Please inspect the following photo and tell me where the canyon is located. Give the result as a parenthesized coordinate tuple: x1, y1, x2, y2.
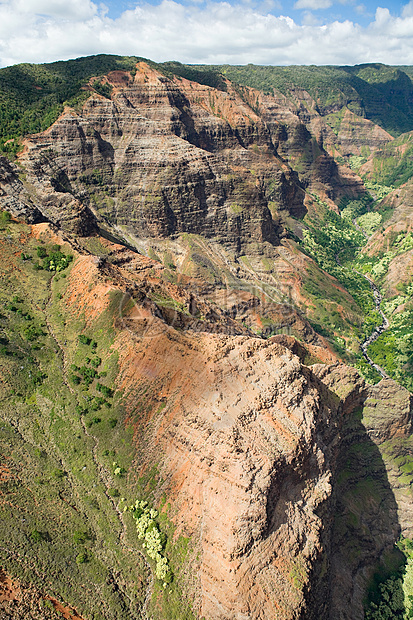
(0, 57, 413, 620)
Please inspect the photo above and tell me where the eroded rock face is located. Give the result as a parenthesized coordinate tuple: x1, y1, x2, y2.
(334, 109, 394, 157)
(113, 328, 410, 620)
(0, 157, 45, 224)
(313, 365, 413, 620)
(108, 326, 338, 619)
(16, 62, 366, 249)
(0, 155, 96, 235)
(1, 59, 410, 620)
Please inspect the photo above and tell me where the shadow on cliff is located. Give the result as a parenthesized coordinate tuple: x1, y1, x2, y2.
(310, 399, 406, 620)
(261, 368, 408, 620)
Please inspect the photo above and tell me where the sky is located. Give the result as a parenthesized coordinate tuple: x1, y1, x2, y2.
(0, 0, 412, 68)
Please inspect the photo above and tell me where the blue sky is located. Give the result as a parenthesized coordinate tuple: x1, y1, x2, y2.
(101, 0, 399, 26)
(0, 0, 412, 68)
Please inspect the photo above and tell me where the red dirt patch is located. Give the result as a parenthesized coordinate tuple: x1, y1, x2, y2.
(0, 570, 21, 603)
(45, 595, 85, 620)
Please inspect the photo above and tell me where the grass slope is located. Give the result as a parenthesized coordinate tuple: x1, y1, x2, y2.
(0, 55, 142, 155)
(0, 216, 196, 620)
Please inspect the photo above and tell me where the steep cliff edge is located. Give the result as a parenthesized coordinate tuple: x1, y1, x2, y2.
(57, 229, 413, 620)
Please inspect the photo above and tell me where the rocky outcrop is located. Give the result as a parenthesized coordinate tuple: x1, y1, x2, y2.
(1, 58, 412, 620)
(262, 86, 393, 179)
(0, 157, 45, 224)
(334, 109, 394, 157)
(313, 365, 413, 620)
(0, 212, 409, 620)
(113, 321, 410, 619)
(0, 155, 96, 235)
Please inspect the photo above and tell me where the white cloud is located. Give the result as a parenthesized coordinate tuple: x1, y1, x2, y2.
(355, 4, 366, 15)
(13, 0, 98, 19)
(1, 0, 413, 68)
(294, 0, 332, 9)
(301, 10, 322, 25)
(402, 1, 413, 18)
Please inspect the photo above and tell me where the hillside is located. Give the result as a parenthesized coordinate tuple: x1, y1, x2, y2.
(202, 63, 413, 137)
(0, 55, 413, 620)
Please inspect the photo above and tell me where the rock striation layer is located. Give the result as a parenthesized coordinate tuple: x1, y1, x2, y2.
(16, 63, 365, 248)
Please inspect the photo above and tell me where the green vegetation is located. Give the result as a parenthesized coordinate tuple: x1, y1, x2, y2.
(300, 199, 379, 373)
(2, 53, 413, 619)
(299, 190, 413, 388)
(365, 575, 405, 618)
(367, 132, 413, 188)
(356, 230, 413, 389)
(126, 499, 172, 583)
(2, 55, 413, 163)
(365, 538, 413, 619)
(0, 54, 142, 155)
(159, 61, 226, 91)
(0, 216, 151, 619)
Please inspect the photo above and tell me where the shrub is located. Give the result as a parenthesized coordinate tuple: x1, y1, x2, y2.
(86, 416, 101, 427)
(79, 366, 97, 380)
(78, 334, 92, 345)
(73, 530, 90, 544)
(52, 468, 65, 479)
(36, 246, 48, 258)
(24, 325, 44, 341)
(76, 551, 89, 564)
(0, 211, 11, 224)
(42, 251, 73, 271)
(365, 576, 405, 618)
(96, 383, 113, 398)
(30, 529, 44, 542)
(128, 499, 172, 582)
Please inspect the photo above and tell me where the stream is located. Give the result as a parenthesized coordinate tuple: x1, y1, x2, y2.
(358, 272, 390, 379)
(335, 220, 391, 380)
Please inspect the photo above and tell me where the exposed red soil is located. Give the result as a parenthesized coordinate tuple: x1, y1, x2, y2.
(0, 570, 21, 603)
